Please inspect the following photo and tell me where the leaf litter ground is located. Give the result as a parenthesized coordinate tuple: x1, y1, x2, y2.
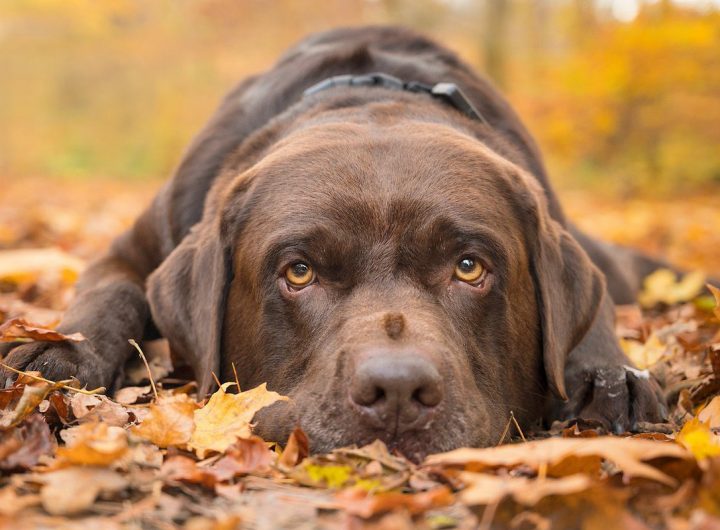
(1, 179, 719, 529)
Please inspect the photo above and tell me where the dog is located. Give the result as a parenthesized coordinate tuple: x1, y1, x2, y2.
(2, 26, 667, 459)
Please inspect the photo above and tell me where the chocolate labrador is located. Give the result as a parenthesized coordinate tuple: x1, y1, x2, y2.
(2, 26, 667, 459)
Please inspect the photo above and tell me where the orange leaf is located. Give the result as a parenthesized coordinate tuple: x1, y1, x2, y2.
(0, 318, 85, 343)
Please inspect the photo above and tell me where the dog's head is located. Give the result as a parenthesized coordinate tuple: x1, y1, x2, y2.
(148, 107, 604, 459)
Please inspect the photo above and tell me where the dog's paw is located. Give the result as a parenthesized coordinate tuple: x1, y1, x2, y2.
(0, 340, 111, 390)
(558, 365, 667, 433)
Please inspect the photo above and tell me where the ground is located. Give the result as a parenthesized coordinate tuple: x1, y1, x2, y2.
(0, 178, 719, 530)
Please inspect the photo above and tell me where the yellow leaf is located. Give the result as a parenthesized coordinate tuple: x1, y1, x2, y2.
(620, 334, 667, 369)
(677, 417, 720, 460)
(131, 394, 198, 448)
(56, 423, 128, 466)
(0, 248, 84, 285)
(638, 269, 706, 308)
(708, 284, 720, 320)
(189, 382, 288, 458)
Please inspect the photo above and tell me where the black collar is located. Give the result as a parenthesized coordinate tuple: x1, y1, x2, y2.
(303, 72, 488, 124)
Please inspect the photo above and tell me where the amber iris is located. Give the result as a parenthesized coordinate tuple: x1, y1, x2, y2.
(285, 262, 314, 287)
(454, 257, 485, 283)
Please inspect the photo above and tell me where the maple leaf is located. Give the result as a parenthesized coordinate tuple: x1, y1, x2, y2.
(638, 269, 706, 308)
(425, 436, 689, 486)
(677, 417, 720, 460)
(131, 394, 197, 448)
(0, 318, 85, 343)
(56, 422, 128, 466)
(189, 382, 288, 458)
(213, 436, 275, 476)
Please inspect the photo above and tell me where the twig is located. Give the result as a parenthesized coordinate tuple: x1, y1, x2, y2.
(479, 500, 499, 530)
(128, 339, 158, 400)
(231, 361, 241, 391)
(496, 412, 513, 445)
(511, 410, 527, 442)
(0, 362, 105, 395)
(211, 371, 223, 391)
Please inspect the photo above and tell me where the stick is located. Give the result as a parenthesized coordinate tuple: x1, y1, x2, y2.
(511, 411, 527, 442)
(211, 371, 223, 391)
(231, 361, 241, 391)
(0, 362, 105, 395)
(128, 339, 158, 400)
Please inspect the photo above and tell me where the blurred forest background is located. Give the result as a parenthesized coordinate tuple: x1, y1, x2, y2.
(0, 0, 719, 272)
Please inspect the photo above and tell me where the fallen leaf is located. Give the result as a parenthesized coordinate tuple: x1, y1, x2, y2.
(0, 414, 54, 470)
(425, 436, 689, 486)
(161, 455, 229, 488)
(709, 284, 720, 320)
(457, 472, 592, 506)
(70, 393, 129, 426)
(0, 248, 84, 286)
(0, 486, 41, 516)
(35, 467, 127, 515)
(0, 377, 63, 428)
(279, 427, 310, 468)
(131, 394, 197, 448)
(698, 396, 720, 429)
(621, 334, 668, 369)
(114, 385, 151, 405)
(676, 417, 720, 460)
(0, 317, 85, 342)
(212, 436, 275, 476)
(56, 422, 128, 466)
(189, 382, 288, 458)
(335, 487, 453, 518)
(638, 269, 706, 308)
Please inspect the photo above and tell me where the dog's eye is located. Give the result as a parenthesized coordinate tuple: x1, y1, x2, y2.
(454, 257, 485, 284)
(285, 261, 315, 287)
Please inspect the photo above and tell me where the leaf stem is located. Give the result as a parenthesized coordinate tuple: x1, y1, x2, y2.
(0, 362, 105, 395)
(128, 339, 158, 401)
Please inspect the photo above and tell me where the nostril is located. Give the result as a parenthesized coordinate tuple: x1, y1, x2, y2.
(351, 382, 385, 407)
(413, 382, 442, 408)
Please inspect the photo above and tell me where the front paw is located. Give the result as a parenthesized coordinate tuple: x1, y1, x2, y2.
(0, 340, 111, 390)
(555, 365, 668, 433)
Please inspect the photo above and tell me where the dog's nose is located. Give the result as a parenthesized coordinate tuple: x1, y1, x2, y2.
(349, 353, 443, 432)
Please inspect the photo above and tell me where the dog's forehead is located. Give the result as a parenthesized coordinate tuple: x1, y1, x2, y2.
(239, 120, 524, 226)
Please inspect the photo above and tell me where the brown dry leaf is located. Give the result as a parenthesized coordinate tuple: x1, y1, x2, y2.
(0, 377, 63, 428)
(212, 436, 275, 476)
(35, 467, 128, 515)
(161, 455, 230, 488)
(131, 394, 197, 448)
(189, 382, 288, 458)
(69, 393, 129, 426)
(638, 269, 706, 308)
(0, 248, 85, 286)
(56, 422, 128, 466)
(457, 472, 592, 506)
(0, 486, 41, 516)
(279, 427, 310, 468)
(114, 385, 151, 405)
(698, 396, 720, 429)
(425, 436, 689, 486)
(335, 486, 454, 518)
(0, 318, 85, 342)
(0, 414, 54, 470)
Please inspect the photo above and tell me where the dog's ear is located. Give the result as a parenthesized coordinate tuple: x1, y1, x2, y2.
(529, 205, 605, 401)
(147, 216, 232, 397)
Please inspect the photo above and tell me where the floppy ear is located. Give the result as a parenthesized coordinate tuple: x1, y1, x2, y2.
(146, 218, 232, 397)
(530, 205, 605, 401)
